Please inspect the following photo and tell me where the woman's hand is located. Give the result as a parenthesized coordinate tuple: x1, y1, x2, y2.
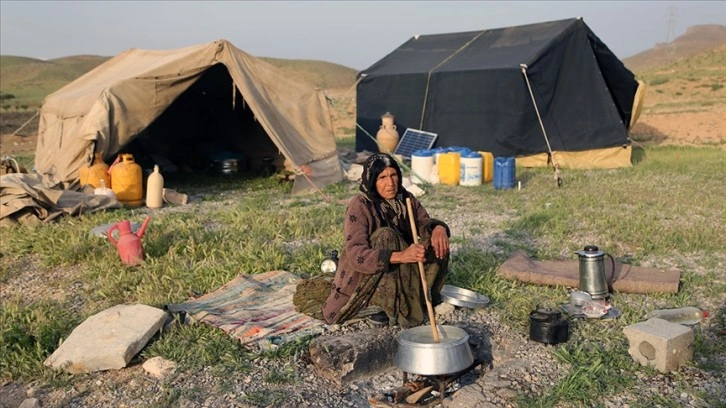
(391, 243, 426, 264)
(431, 225, 449, 259)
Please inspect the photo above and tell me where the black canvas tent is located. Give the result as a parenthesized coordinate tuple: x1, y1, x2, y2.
(356, 18, 642, 168)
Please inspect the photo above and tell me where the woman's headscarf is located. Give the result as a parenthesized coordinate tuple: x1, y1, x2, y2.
(359, 153, 413, 243)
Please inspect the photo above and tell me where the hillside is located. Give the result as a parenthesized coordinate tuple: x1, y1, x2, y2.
(623, 24, 726, 73)
(1, 26, 724, 155)
(0, 54, 357, 111)
(259, 57, 357, 91)
(0, 55, 110, 109)
(628, 41, 726, 148)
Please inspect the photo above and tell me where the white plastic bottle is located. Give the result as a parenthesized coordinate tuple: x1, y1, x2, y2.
(645, 307, 709, 325)
(146, 165, 164, 209)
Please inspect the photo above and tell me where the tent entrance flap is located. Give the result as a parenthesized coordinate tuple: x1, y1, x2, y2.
(125, 63, 285, 175)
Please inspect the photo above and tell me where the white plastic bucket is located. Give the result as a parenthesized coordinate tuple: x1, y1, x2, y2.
(460, 152, 483, 186)
(411, 150, 434, 184)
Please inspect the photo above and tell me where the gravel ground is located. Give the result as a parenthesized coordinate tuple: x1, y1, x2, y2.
(3, 303, 722, 408)
(1, 177, 724, 408)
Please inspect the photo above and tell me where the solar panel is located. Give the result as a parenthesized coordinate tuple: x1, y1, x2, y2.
(394, 128, 438, 159)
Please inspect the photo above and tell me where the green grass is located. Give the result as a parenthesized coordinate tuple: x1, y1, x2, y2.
(1, 145, 725, 406)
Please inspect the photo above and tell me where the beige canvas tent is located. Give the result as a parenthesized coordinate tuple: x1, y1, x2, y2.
(35, 39, 343, 194)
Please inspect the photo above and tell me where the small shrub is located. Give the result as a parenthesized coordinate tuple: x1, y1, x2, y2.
(710, 83, 723, 91)
(649, 77, 669, 86)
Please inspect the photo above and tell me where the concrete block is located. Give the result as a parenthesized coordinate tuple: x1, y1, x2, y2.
(44, 304, 168, 374)
(309, 328, 397, 385)
(622, 318, 694, 373)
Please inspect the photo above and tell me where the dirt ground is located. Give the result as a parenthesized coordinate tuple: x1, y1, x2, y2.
(0, 96, 724, 158)
(630, 106, 725, 148)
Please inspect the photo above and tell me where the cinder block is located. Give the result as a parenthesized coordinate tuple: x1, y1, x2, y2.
(622, 318, 694, 373)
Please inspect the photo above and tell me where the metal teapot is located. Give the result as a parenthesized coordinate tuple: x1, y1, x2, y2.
(575, 245, 615, 300)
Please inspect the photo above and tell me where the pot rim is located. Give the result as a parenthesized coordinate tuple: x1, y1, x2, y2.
(397, 334, 469, 349)
(396, 325, 470, 347)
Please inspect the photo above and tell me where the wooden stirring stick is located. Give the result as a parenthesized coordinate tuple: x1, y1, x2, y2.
(406, 197, 439, 343)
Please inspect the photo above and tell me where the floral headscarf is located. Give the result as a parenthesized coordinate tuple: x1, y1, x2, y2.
(359, 153, 413, 243)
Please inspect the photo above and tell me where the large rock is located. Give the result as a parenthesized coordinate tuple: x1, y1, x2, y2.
(0, 382, 25, 408)
(309, 328, 398, 386)
(142, 356, 178, 380)
(44, 304, 168, 374)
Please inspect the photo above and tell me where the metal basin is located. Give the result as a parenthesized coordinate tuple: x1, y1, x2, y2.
(440, 285, 490, 309)
(394, 325, 474, 376)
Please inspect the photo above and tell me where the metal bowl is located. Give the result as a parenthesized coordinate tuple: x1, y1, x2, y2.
(440, 285, 490, 309)
(394, 325, 474, 376)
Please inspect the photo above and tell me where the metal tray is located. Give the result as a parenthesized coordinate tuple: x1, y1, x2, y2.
(440, 285, 490, 309)
(561, 303, 622, 319)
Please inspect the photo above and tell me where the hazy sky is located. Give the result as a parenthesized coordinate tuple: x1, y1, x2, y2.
(1, 1, 724, 70)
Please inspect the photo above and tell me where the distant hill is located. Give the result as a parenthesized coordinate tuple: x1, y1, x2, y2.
(0, 55, 110, 109)
(0, 53, 357, 110)
(258, 57, 357, 91)
(623, 24, 726, 73)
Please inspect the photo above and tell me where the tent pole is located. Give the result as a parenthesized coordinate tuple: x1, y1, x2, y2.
(520, 64, 563, 187)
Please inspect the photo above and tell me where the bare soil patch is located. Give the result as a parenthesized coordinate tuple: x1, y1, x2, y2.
(632, 106, 726, 148)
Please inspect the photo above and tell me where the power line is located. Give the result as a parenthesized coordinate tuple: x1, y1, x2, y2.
(666, 5, 678, 63)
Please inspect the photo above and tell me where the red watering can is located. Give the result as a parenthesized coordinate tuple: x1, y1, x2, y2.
(107, 216, 151, 266)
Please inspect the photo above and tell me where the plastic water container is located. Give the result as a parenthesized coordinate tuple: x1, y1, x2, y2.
(431, 147, 447, 166)
(478, 151, 494, 183)
(438, 152, 461, 186)
(111, 153, 143, 207)
(411, 150, 434, 184)
(460, 151, 483, 186)
(493, 156, 516, 190)
(79, 153, 111, 189)
(450, 146, 472, 156)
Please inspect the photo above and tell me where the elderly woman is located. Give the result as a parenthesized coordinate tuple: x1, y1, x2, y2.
(321, 153, 450, 328)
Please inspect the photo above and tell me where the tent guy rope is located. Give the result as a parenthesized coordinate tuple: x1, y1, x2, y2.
(355, 122, 413, 175)
(520, 64, 563, 187)
(419, 31, 486, 130)
(10, 110, 39, 137)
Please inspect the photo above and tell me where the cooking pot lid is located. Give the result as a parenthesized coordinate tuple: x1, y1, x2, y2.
(440, 285, 490, 309)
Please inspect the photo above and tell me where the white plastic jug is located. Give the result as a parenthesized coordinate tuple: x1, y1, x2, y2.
(411, 150, 434, 184)
(460, 152, 483, 186)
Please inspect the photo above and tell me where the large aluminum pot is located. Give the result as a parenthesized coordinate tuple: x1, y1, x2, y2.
(394, 325, 474, 376)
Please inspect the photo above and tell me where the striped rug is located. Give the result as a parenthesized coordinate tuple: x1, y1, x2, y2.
(165, 270, 327, 349)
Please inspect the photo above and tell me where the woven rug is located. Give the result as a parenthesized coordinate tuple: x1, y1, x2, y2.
(165, 270, 327, 349)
